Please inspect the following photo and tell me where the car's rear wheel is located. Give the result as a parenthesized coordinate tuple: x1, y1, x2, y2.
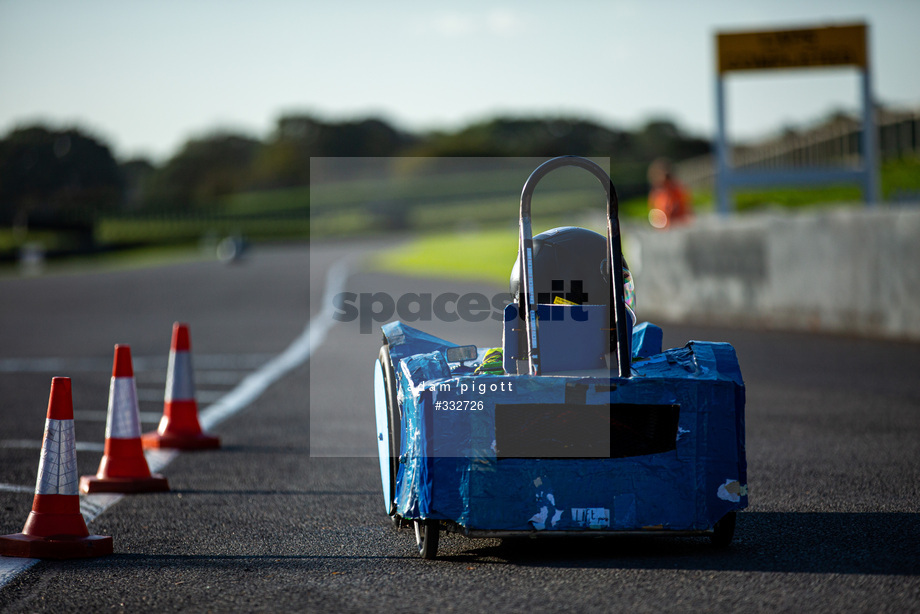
(414, 519, 440, 560)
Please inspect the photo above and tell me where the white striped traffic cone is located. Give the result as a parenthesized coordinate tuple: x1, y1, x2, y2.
(0, 377, 113, 559)
(142, 322, 220, 450)
(80, 345, 169, 493)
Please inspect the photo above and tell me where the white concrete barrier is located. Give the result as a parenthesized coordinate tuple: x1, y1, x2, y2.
(626, 205, 920, 341)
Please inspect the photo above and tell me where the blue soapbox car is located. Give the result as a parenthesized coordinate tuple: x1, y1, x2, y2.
(374, 156, 747, 559)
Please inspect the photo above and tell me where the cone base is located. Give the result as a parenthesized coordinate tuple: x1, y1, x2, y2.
(80, 473, 170, 494)
(141, 430, 220, 450)
(0, 533, 113, 559)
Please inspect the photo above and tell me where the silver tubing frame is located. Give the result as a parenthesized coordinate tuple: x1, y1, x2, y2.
(516, 156, 631, 377)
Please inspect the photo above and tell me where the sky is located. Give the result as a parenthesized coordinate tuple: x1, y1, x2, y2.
(2, 0, 918, 162)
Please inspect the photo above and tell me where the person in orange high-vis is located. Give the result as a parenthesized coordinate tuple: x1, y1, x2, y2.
(647, 158, 692, 229)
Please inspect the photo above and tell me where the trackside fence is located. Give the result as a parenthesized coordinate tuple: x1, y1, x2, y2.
(677, 108, 920, 192)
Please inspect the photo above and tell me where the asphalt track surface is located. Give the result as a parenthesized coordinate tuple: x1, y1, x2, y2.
(0, 240, 918, 613)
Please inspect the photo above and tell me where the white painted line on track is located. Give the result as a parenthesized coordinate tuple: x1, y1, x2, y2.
(189, 371, 249, 386)
(0, 357, 112, 373)
(0, 484, 33, 493)
(73, 410, 163, 422)
(0, 558, 34, 587)
(0, 353, 275, 374)
(0, 440, 106, 452)
(0, 260, 349, 589)
(134, 389, 227, 404)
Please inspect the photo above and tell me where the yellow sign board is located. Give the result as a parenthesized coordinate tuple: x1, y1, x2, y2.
(717, 23, 867, 73)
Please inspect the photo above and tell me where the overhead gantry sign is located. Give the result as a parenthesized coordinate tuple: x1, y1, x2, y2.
(714, 23, 877, 212)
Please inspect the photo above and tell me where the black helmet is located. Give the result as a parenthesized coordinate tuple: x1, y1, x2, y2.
(510, 226, 609, 306)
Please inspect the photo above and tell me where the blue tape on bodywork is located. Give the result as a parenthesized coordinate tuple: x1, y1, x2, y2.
(632, 322, 663, 359)
(383, 321, 747, 532)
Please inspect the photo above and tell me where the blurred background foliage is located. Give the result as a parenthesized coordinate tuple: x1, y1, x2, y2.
(0, 113, 709, 260)
(1, 111, 918, 264)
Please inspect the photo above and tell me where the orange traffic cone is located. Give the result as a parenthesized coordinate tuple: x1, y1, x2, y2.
(142, 323, 220, 450)
(0, 377, 113, 559)
(80, 345, 169, 493)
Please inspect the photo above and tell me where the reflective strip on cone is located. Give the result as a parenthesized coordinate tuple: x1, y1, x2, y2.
(105, 376, 142, 440)
(165, 350, 195, 402)
(35, 419, 79, 496)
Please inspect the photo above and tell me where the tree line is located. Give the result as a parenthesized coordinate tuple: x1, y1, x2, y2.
(0, 114, 710, 230)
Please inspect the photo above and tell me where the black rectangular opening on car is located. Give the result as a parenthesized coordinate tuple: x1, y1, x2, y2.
(494, 403, 680, 459)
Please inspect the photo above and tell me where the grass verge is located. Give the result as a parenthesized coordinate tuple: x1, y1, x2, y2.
(371, 228, 520, 285)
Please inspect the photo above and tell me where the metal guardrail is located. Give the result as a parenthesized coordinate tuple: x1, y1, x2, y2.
(677, 108, 920, 191)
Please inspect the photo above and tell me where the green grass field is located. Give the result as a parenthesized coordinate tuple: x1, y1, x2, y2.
(371, 228, 520, 284)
